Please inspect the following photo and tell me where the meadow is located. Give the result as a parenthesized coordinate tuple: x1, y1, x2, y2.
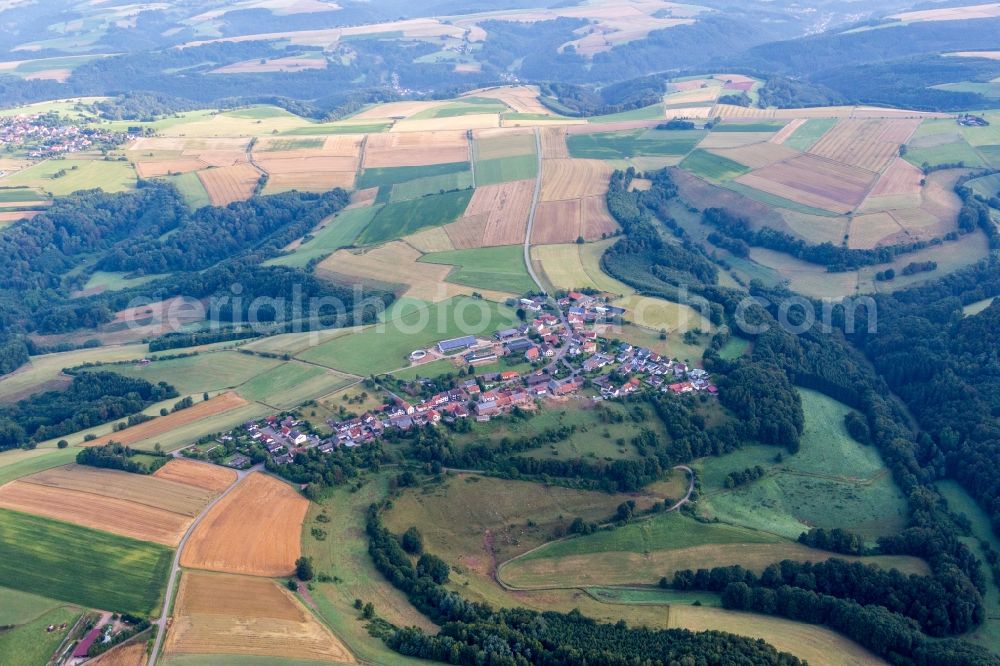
(904, 137, 987, 168)
(679, 149, 751, 181)
(531, 239, 633, 295)
(162, 172, 212, 209)
(697, 389, 910, 541)
(357, 189, 473, 244)
(237, 361, 355, 408)
(0, 587, 65, 626)
(0, 605, 81, 666)
(419, 246, 536, 294)
(298, 297, 516, 375)
(92, 351, 282, 395)
(0, 509, 171, 615)
(567, 129, 706, 160)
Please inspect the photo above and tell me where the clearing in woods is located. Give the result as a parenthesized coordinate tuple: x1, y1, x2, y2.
(181, 472, 309, 577)
(165, 570, 355, 663)
(197, 164, 261, 206)
(0, 508, 171, 615)
(153, 459, 237, 492)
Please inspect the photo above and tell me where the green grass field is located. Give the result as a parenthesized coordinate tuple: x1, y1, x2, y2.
(411, 101, 506, 119)
(585, 587, 721, 607)
(904, 138, 987, 168)
(474, 155, 537, 186)
(90, 351, 282, 395)
(389, 170, 474, 202)
(0, 509, 171, 615)
(268, 205, 381, 268)
(585, 105, 665, 123)
(781, 118, 837, 151)
(567, 130, 706, 160)
(979, 144, 1000, 167)
(679, 149, 750, 181)
(697, 388, 909, 541)
(0, 605, 81, 666)
(357, 162, 470, 189)
(162, 171, 211, 209)
(357, 189, 473, 245)
(81, 270, 163, 294)
(257, 138, 325, 151)
(2, 158, 137, 195)
(390, 358, 458, 381)
(298, 297, 516, 374)
(237, 361, 354, 408)
(0, 448, 79, 487)
(0, 587, 65, 626)
(282, 122, 391, 136)
(0, 187, 45, 203)
(419, 246, 536, 294)
(966, 172, 1000, 199)
(303, 475, 434, 666)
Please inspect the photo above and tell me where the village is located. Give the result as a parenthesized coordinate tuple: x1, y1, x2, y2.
(215, 291, 718, 468)
(0, 112, 135, 159)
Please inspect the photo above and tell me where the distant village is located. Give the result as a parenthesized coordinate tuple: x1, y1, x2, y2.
(216, 291, 718, 469)
(0, 113, 136, 159)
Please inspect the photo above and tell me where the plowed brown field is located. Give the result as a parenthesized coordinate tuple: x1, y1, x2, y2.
(166, 570, 355, 662)
(180, 472, 308, 576)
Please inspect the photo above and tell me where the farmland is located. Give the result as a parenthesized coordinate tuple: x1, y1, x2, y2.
(530, 239, 633, 294)
(165, 570, 355, 662)
(1, 158, 136, 195)
(90, 352, 281, 395)
(181, 472, 309, 577)
(444, 179, 534, 247)
(420, 246, 536, 294)
(734, 154, 877, 214)
(679, 149, 750, 181)
(268, 205, 380, 268)
(474, 154, 538, 186)
(567, 129, 705, 160)
(363, 131, 469, 168)
(0, 509, 171, 615)
(154, 459, 237, 492)
(237, 361, 355, 408)
(198, 164, 262, 205)
(298, 297, 517, 374)
(357, 189, 473, 244)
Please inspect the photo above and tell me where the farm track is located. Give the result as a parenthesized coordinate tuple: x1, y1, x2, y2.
(494, 465, 695, 592)
(523, 127, 546, 295)
(146, 462, 261, 666)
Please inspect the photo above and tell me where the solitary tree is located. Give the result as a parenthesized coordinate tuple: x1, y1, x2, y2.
(295, 556, 314, 581)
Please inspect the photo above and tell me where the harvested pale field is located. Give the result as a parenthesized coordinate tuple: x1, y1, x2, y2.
(670, 78, 715, 92)
(129, 137, 189, 152)
(714, 105, 928, 121)
(663, 106, 714, 120)
(0, 210, 39, 224)
(851, 106, 949, 119)
(363, 130, 468, 168)
(466, 85, 551, 115)
(347, 186, 378, 209)
(445, 179, 533, 247)
(808, 119, 920, 172)
(541, 158, 612, 201)
(869, 157, 924, 197)
(697, 132, 776, 149)
(154, 459, 237, 493)
(198, 164, 261, 206)
(318, 242, 509, 302)
(352, 100, 447, 120)
(473, 127, 536, 160)
(664, 86, 720, 105)
(86, 393, 250, 448)
(181, 473, 309, 577)
(20, 464, 215, 516)
(582, 195, 619, 239)
(780, 211, 850, 246)
(670, 605, 886, 666)
(848, 212, 905, 249)
(392, 114, 500, 133)
(403, 225, 456, 253)
(708, 143, 799, 168)
(256, 154, 357, 171)
(134, 158, 206, 178)
(735, 154, 878, 214)
(88, 642, 147, 666)
(769, 118, 806, 144)
(891, 3, 1000, 22)
(532, 199, 580, 244)
(166, 570, 355, 663)
(533, 127, 564, 158)
(713, 104, 776, 120)
(263, 170, 356, 193)
(0, 480, 191, 546)
(211, 56, 326, 74)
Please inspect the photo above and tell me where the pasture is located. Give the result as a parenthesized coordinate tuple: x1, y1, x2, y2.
(0, 606, 82, 666)
(165, 571, 355, 663)
(0, 587, 64, 626)
(303, 476, 437, 665)
(697, 389, 910, 541)
(298, 297, 517, 375)
(181, 472, 308, 577)
(904, 136, 986, 168)
(268, 205, 380, 268)
(357, 189, 473, 244)
(237, 361, 354, 408)
(0, 508, 171, 615)
(2, 158, 136, 195)
(567, 129, 705, 160)
(420, 246, 536, 294)
(679, 149, 750, 181)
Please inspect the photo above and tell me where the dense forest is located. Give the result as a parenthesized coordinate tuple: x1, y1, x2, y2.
(0, 372, 177, 449)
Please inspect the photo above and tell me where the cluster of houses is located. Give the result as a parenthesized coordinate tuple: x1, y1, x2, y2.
(240, 415, 328, 466)
(596, 343, 717, 398)
(0, 113, 134, 158)
(957, 113, 989, 128)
